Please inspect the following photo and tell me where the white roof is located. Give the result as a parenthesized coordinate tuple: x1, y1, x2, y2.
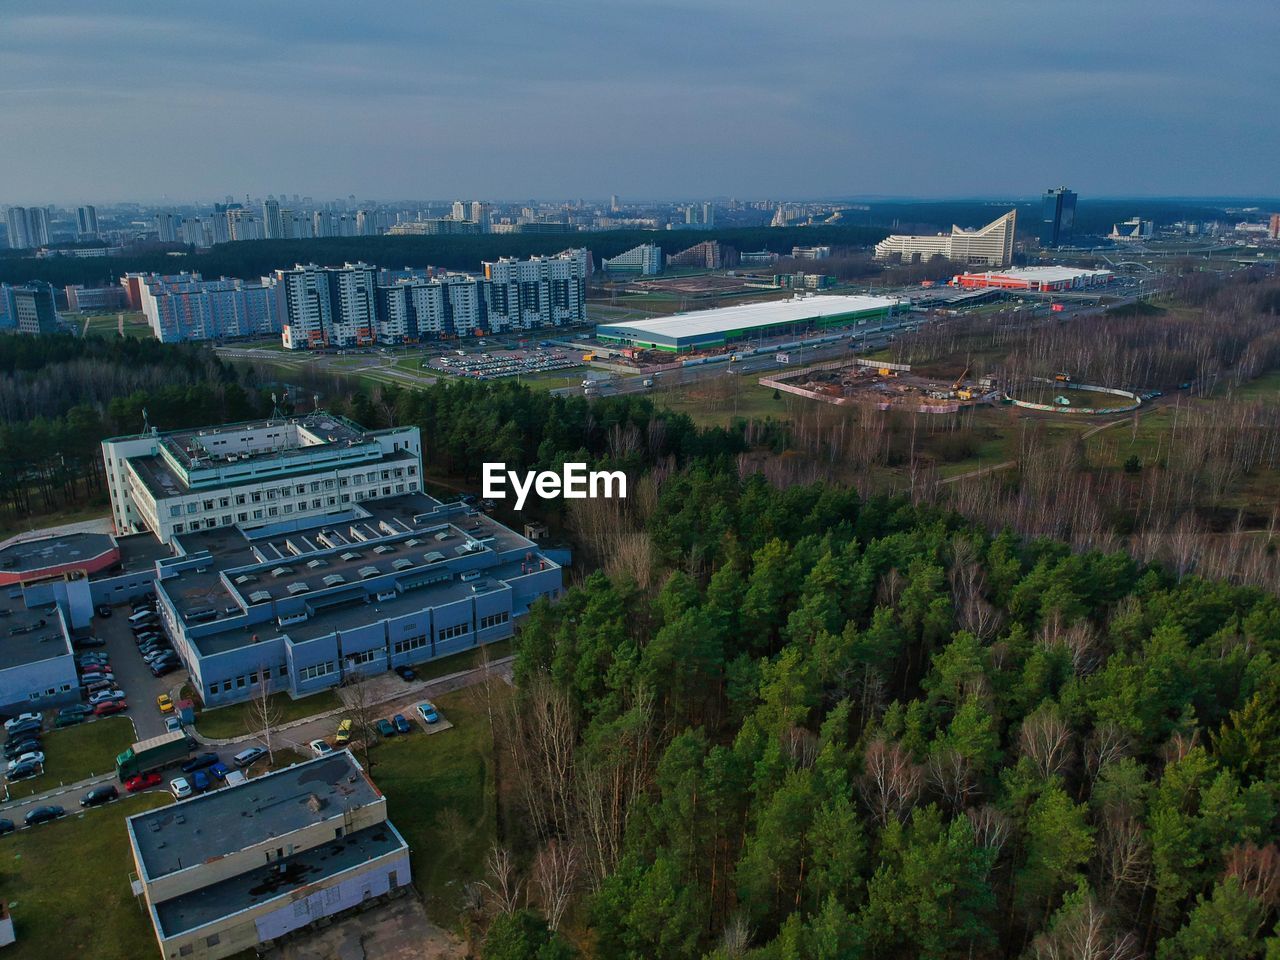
(963, 266, 1112, 283)
(598, 295, 902, 340)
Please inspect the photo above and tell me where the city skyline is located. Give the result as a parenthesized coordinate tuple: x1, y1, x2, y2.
(3, 1, 1277, 203)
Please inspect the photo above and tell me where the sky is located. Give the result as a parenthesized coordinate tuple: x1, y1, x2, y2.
(2, 0, 1276, 204)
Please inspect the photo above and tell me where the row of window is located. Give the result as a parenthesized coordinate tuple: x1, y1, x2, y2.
(438, 622, 470, 642)
(169, 483, 416, 534)
(393, 633, 429, 655)
(298, 661, 335, 682)
(347, 649, 380, 666)
(479, 611, 510, 630)
(210, 664, 288, 694)
(27, 682, 74, 701)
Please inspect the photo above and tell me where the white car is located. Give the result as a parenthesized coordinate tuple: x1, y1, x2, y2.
(165, 716, 183, 733)
(309, 739, 334, 758)
(169, 777, 192, 799)
(6, 751, 44, 772)
(4, 713, 41, 732)
(88, 689, 126, 706)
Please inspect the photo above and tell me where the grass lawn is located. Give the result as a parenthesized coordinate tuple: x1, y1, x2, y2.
(1222, 369, 1280, 402)
(414, 639, 512, 684)
(366, 688, 498, 927)
(194, 689, 343, 741)
(6, 716, 135, 801)
(656, 378, 792, 428)
(0, 790, 172, 960)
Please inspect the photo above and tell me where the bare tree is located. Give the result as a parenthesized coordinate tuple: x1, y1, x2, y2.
(719, 913, 754, 958)
(478, 845, 522, 916)
(1031, 888, 1141, 960)
(244, 660, 283, 761)
(531, 839, 580, 932)
(859, 737, 924, 827)
(339, 669, 380, 772)
(1019, 703, 1075, 781)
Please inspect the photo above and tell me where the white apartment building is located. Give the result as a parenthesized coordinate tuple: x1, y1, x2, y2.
(874, 210, 1017, 267)
(602, 243, 663, 275)
(482, 248, 588, 331)
(102, 413, 423, 543)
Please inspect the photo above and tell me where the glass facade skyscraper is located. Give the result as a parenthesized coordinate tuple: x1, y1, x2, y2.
(1040, 187, 1077, 247)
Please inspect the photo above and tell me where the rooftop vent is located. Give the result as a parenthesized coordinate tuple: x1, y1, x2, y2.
(270, 566, 293, 578)
(391, 558, 413, 571)
(306, 558, 329, 570)
(321, 574, 346, 588)
(286, 582, 310, 596)
(339, 551, 362, 562)
(358, 566, 380, 579)
(373, 545, 394, 555)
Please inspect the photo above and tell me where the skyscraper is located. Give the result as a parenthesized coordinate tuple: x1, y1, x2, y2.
(27, 207, 50, 247)
(76, 205, 99, 240)
(155, 211, 181, 243)
(1040, 187, 1077, 248)
(6, 207, 31, 249)
(262, 198, 283, 239)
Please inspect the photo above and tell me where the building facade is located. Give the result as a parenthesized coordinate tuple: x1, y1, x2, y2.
(1040, 187, 1077, 248)
(952, 266, 1113, 292)
(126, 751, 411, 960)
(137, 273, 284, 343)
(76, 205, 99, 240)
(65, 284, 128, 312)
(482, 249, 589, 331)
(874, 210, 1016, 267)
(0, 282, 61, 335)
(6, 207, 50, 250)
(602, 243, 662, 275)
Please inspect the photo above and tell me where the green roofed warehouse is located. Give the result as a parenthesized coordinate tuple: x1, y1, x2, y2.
(594, 294, 903, 352)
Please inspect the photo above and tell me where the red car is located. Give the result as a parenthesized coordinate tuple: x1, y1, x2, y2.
(124, 772, 161, 793)
(94, 700, 128, 716)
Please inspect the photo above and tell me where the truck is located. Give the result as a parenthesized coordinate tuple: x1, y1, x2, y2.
(116, 731, 191, 781)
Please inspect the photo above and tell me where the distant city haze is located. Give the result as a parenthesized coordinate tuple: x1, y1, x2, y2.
(2, 0, 1276, 202)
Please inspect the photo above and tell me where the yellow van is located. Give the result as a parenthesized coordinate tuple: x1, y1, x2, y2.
(335, 719, 353, 744)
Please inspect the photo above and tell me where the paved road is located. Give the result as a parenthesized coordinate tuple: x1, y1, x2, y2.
(95, 603, 186, 741)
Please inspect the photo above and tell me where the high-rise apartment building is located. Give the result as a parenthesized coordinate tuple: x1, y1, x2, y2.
(276, 262, 377, 349)
(27, 207, 50, 247)
(226, 208, 263, 241)
(482, 248, 589, 331)
(1040, 187, 1077, 248)
(262, 198, 283, 239)
(6, 207, 50, 249)
(137, 272, 284, 343)
(155, 211, 180, 243)
(76, 205, 99, 240)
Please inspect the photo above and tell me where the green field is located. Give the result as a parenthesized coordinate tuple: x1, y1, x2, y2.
(6, 716, 135, 801)
(194, 688, 343, 741)
(77, 311, 153, 340)
(367, 688, 497, 926)
(0, 791, 172, 960)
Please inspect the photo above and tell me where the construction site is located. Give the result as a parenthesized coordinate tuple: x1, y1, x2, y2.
(761, 358, 999, 413)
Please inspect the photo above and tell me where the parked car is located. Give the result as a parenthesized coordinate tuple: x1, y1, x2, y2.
(169, 777, 192, 799)
(208, 761, 231, 781)
(0, 819, 13, 836)
(191, 770, 211, 793)
(88, 689, 125, 706)
(165, 716, 183, 733)
(94, 604, 112, 618)
(335, 719, 353, 744)
(4, 713, 41, 733)
(310, 739, 334, 757)
(79, 672, 114, 685)
(233, 746, 267, 768)
(3, 737, 40, 760)
(124, 772, 162, 793)
(156, 694, 174, 713)
(416, 701, 440, 724)
(85, 680, 115, 695)
(393, 714, 411, 735)
(4, 718, 41, 738)
(375, 718, 396, 738)
(77, 653, 109, 665)
(181, 752, 219, 774)
(141, 648, 170, 663)
(58, 704, 91, 719)
(24, 805, 64, 826)
(93, 700, 128, 716)
(54, 711, 86, 728)
(73, 636, 106, 649)
(7, 751, 44, 772)
(151, 661, 179, 678)
(6, 760, 40, 781)
(81, 784, 119, 807)
(394, 665, 416, 682)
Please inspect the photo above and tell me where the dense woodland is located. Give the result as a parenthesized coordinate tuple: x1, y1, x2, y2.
(491, 471, 1280, 960)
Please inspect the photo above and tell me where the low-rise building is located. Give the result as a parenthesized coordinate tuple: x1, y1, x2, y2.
(952, 266, 1113, 292)
(126, 750, 411, 959)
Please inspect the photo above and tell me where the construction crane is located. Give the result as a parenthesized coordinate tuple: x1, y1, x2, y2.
(951, 364, 970, 392)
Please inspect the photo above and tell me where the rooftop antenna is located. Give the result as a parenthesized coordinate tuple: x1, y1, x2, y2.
(314, 394, 321, 413)
(270, 392, 283, 422)
(142, 407, 153, 436)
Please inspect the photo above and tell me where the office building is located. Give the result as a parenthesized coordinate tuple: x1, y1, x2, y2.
(386, 218, 481, 236)
(791, 246, 831, 260)
(874, 210, 1016, 267)
(137, 273, 285, 343)
(1040, 187, 1077, 248)
(482, 248, 589, 331)
(76, 205, 99, 240)
(602, 243, 662, 275)
(0, 282, 61, 335)
(952, 266, 1113, 292)
(65, 283, 128, 312)
(597, 294, 902, 352)
(262, 199, 283, 240)
(1109, 218, 1153, 241)
(126, 751, 411, 960)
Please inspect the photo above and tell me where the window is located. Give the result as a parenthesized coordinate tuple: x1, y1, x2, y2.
(238, 512, 248, 522)
(180, 945, 193, 957)
(173, 523, 184, 533)
(206, 934, 220, 947)
(236, 494, 246, 505)
(479, 611, 510, 630)
(221, 680, 231, 692)
(438, 622, 470, 641)
(393, 633, 429, 654)
(203, 499, 214, 510)
(221, 515, 232, 526)
(169, 506, 182, 518)
(219, 497, 230, 508)
(251, 492, 262, 503)
(249, 672, 259, 684)
(278, 665, 288, 678)
(348, 649, 379, 666)
(253, 509, 263, 519)
(300, 661, 334, 682)
(236, 676, 246, 688)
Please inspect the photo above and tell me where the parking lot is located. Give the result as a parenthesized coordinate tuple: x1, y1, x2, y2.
(424, 344, 582, 380)
(94, 600, 187, 741)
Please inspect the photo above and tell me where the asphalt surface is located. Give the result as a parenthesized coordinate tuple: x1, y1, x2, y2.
(95, 602, 186, 742)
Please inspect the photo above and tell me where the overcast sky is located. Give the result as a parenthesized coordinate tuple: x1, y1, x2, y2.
(2, 1, 1275, 204)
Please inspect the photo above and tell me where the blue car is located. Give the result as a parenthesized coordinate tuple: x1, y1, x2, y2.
(191, 770, 210, 793)
(208, 762, 230, 781)
(393, 714, 411, 735)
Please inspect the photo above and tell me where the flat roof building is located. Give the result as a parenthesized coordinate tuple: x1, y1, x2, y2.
(952, 266, 1113, 292)
(602, 243, 662, 275)
(596, 294, 902, 352)
(126, 750, 411, 959)
(874, 210, 1017, 267)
